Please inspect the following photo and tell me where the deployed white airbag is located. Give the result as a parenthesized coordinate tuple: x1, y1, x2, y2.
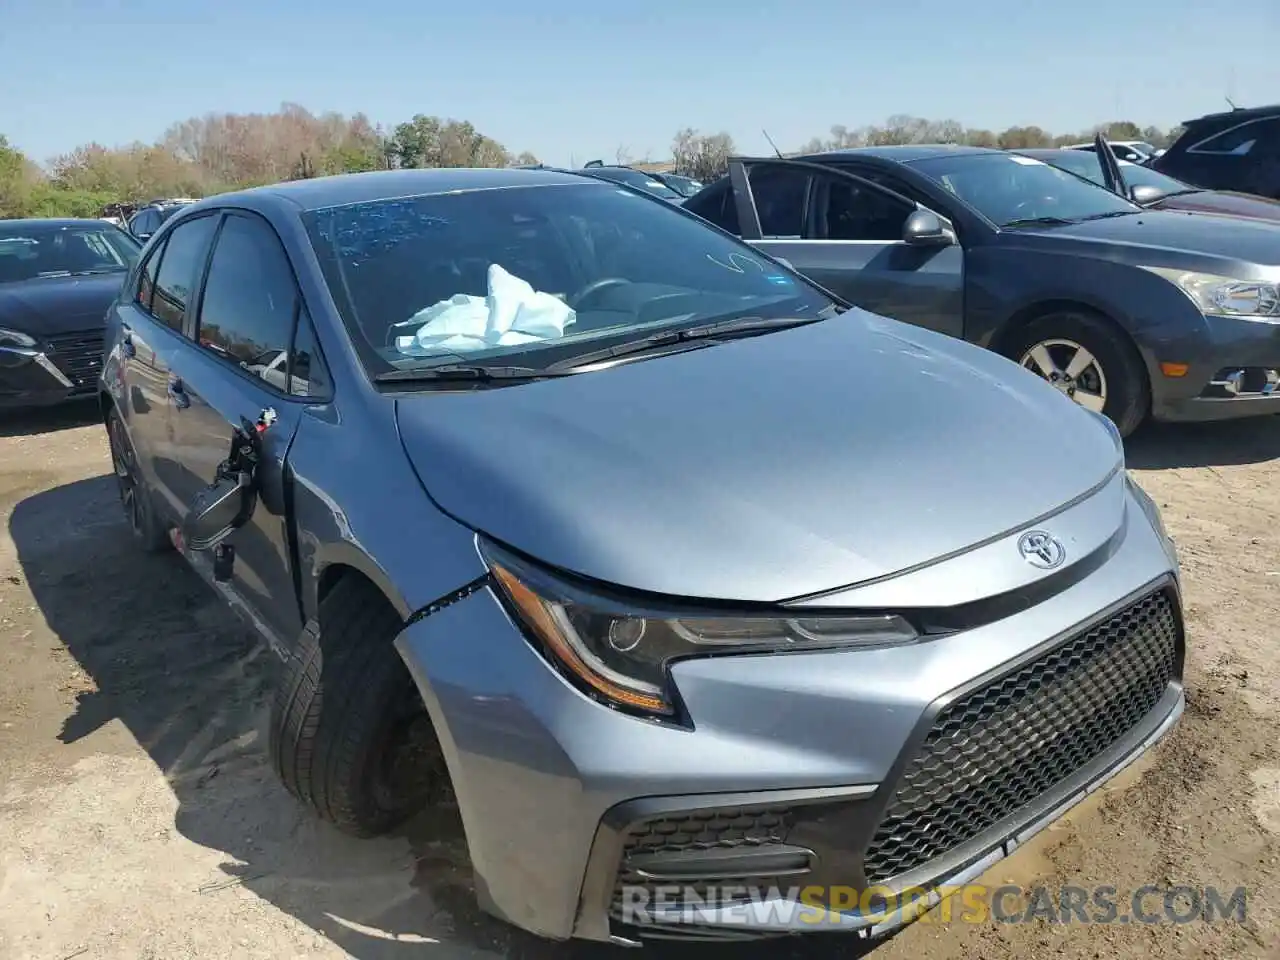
(394, 264, 575, 355)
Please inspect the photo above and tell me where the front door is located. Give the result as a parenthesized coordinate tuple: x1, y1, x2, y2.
(164, 210, 327, 647)
(725, 159, 966, 339)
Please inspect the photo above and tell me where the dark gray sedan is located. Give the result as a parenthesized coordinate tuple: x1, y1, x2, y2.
(683, 145, 1280, 435)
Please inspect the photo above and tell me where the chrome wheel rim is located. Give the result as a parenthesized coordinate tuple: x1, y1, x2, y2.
(1019, 338, 1108, 413)
(108, 418, 143, 534)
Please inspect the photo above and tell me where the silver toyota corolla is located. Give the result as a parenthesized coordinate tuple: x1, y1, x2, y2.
(101, 167, 1185, 947)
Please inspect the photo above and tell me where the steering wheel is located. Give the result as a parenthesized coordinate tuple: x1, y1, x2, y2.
(569, 277, 632, 311)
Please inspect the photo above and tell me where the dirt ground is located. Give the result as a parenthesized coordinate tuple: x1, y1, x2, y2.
(0, 401, 1277, 960)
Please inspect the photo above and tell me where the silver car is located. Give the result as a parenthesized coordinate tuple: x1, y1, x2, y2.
(100, 168, 1185, 946)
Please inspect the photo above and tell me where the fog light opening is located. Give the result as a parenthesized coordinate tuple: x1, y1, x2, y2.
(1204, 367, 1279, 398)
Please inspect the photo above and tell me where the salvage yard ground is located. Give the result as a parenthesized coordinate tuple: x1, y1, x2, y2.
(0, 403, 1278, 960)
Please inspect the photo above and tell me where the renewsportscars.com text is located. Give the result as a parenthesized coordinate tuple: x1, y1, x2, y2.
(620, 883, 1248, 927)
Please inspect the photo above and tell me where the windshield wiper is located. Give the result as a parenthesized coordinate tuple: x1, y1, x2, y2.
(374, 363, 573, 384)
(546, 315, 822, 373)
(1001, 216, 1076, 228)
(1075, 210, 1139, 221)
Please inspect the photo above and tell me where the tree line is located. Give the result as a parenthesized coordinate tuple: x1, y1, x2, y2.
(0, 104, 1185, 219)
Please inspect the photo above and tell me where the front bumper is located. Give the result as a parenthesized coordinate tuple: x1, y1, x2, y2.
(1150, 312, 1280, 422)
(394, 484, 1184, 944)
(0, 330, 105, 410)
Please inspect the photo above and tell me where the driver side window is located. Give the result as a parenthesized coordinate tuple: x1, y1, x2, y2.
(810, 172, 914, 242)
(195, 213, 302, 395)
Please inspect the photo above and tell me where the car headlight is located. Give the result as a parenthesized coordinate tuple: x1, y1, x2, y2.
(485, 547, 918, 716)
(0, 327, 37, 349)
(1142, 266, 1280, 322)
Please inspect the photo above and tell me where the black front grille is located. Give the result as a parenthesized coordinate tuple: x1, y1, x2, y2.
(46, 329, 105, 390)
(862, 588, 1180, 885)
(610, 804, 796, 915)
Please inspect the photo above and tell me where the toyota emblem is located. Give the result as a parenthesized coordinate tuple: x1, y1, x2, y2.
(1018, 531, 1066, 569)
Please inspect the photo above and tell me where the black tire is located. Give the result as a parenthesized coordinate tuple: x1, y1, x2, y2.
(106, 406, 170, 553)
(269, 574, 444, 837)
(1002, 310, 1150, 438)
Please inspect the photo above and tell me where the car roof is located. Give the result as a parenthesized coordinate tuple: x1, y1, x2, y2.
(801, 144, 1002, 164)
(0, 218, 117, 228)
(1182, 103, 1280, 127)
(203, 168, 602, 213)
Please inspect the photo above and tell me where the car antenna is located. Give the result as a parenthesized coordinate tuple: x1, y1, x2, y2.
(1225, 96, 1239, 110)
(762, 129, 784, 158)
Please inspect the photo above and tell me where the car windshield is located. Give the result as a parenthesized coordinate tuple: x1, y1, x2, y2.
(0, 222, 140, 283)
(587, 168, 684, 199)
(909, 153, 1141, 226)
(661, 175, 703, 197)
(1029, 151, 1190, 195)
(303, 180, 834, 377)
(1116, 159, 1190, 193)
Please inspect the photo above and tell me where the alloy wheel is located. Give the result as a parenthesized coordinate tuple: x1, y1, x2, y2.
(1019, 338, 1108, 413)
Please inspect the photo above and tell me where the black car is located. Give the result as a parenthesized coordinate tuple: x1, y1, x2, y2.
(0, 219, 141, 409)
(1018, 140, 1280, 224)
(655, 172, 705, 197)
(575, 164, 686, 202)
(127, 198, 198, 241)
(1154, 104, 1280, 200)
(682, 145, 1280, 435)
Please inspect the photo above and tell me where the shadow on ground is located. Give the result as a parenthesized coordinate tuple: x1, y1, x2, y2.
(9, 474, 881, 960)
(1124, 415, 1280, 469)
(0, 398, 100, 438)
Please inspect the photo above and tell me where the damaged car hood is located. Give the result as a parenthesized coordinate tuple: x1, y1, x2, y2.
(394, 311, 1122, 603)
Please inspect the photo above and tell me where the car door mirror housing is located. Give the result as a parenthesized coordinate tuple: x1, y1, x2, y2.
(1129, 184, 1166, 206)
(902, 208, 956, 246)
(182, 418, 264, 551)
(183, 470, 256, 551)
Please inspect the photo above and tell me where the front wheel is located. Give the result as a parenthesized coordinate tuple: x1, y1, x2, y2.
(269, 574, 447, 837)
(1003, 311, 1149, 437)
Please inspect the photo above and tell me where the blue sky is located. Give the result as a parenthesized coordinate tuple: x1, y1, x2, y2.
(2, 0, 1277, 166)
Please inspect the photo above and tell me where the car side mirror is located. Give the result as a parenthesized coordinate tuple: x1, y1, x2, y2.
(1129, 184, 1165, 206)
(902, 208, 956, 247)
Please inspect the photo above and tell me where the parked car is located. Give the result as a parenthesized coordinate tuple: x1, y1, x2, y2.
(656, 172, 705, 197)
(1065, 139, 1158, 164)
(127, 198, 199, 241)
(575, 163, 686, 202)
(682, 145, 1280, 434)
(1153, 104, 1280, 200)
(101, 167, 1184, 946)
(1017, 140, 1280, 224)
(0, 219, 140, 409)
(100, 202, 138, 229)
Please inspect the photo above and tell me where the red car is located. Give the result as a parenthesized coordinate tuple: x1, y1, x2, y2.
(1016, 136, 1280, 224)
